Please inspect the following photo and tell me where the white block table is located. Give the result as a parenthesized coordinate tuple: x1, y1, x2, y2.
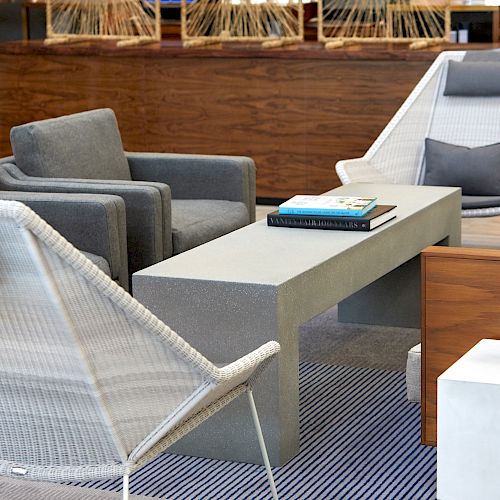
(438, 339, 500, 500)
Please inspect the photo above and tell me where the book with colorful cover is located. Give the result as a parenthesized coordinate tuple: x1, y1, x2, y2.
(267, 205, 396, 231)
(278, 195, 377, 217)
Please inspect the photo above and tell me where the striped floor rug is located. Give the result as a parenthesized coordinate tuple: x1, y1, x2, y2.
(79, 362, 436, 499)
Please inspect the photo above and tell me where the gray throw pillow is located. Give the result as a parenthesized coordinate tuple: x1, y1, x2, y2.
(423, 138, 500, 196)
(444, 60, 500, 96)
(10, 108, 131, 180)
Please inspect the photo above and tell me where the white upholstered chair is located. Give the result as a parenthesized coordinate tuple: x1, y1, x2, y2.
(336, 50, 500, 218)
(0, 201, 280, 499)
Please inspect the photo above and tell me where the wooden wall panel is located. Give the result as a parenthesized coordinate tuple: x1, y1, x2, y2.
(0, 42, 434, 199)
(421, 246, 500, 446)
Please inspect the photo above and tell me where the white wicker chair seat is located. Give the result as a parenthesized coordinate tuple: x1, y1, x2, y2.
(0, 201, 280, 499)
(336, 50, 500, 218)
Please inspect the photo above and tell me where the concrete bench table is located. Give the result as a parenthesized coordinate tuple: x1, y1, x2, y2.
(133, 183, 461, 466)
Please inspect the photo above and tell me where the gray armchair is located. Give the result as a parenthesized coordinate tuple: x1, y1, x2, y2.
(0, 108, 256, 275)
(0, 190, 128, 289)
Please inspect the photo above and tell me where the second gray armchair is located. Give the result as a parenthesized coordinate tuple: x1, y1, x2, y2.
(0, 190, 129, 289)
(0, 108, 256, 275)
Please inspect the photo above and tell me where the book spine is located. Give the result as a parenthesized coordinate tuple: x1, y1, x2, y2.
(278, 207, 366, 217)
(268, 215, 370, 231)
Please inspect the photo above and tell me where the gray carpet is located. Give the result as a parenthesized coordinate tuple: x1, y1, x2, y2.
(300, 305, 420, 371)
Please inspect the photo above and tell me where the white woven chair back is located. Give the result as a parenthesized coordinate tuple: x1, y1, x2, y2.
(365, 50, 500, 185)
(0, 208, 123, 478)
(367, 63, 444, 185)
(0, 201, 214, 479)
(427, 63, 500, 149)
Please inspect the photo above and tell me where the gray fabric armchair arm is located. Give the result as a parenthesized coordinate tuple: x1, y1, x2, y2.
(126, 152, 256, 222)
(0, 164, 170, 273)
(0, 190, 128, 289)
(0, 155, 15, 166)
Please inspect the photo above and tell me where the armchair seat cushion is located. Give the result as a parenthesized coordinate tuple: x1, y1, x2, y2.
(171, 200, 248, 255)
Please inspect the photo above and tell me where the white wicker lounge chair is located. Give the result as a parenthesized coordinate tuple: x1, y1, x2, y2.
(336, 50, 500, 218)
(0, 200, 280, 500)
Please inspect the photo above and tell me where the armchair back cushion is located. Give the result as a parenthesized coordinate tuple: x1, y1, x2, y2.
(10, 109, 131, 180)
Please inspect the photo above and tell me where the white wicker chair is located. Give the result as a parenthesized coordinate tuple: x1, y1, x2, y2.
(336, 50, 500, 218)
(0, 200, 280, 500)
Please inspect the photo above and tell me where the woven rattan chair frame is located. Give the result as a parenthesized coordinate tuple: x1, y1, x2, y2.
(0, 201, 279, 499)
(336, 50, 500, 218)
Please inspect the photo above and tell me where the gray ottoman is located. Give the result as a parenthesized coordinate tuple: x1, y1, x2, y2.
(406, 343, 421, 403)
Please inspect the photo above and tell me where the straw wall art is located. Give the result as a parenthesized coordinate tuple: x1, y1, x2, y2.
(317, 0, 450, 49)
(181, 0, 304, 48)
(45, 0, 162, 46)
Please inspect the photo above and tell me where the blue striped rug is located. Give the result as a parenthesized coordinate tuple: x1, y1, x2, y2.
(78, 362, 436, 499)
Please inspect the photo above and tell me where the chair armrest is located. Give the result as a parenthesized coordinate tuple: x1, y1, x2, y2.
(0, 191, 128, 289)
(126, 152, 256, 222)
(0, 155, 15, 166)
(335, 158, 393, 185)
(0, 164, 170, 273)
(214, 341, 280, 385)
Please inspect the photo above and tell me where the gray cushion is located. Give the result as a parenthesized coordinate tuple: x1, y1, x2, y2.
(444, 60, 500, 96)
(171, 200, 248, 255)
(423, 138, 500, 196)
(10, 109, 131, 180)
(462, 195, 500, 209)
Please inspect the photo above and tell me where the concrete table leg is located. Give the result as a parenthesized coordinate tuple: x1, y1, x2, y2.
(338, 255, 422, 328)
(133, 278, 301, 466)
(338, 232, 461, 328)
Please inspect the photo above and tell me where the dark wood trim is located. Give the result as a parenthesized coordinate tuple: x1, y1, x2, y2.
(0, 40, 500, 62)
(2, 40, 498, 60)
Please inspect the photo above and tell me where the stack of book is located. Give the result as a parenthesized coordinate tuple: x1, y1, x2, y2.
(267, 195, 396, 231)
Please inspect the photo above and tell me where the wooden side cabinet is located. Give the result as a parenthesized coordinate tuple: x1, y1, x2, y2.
(421, 246, 500, 446)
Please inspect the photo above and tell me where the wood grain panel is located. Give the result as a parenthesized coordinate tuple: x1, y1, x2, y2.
(421, 246, 500, 446)
(0, 41, 432, 198)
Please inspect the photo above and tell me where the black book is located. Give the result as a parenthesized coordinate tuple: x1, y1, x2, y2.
(267, 204, 397, 231)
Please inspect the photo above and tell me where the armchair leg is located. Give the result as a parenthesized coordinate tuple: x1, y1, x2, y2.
(247, 388, 279, 500)
(122, 473, 129, 500)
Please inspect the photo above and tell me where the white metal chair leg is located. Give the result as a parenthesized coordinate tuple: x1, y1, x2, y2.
(247, 388, 279, 500)
(122, 473, 129, 500)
